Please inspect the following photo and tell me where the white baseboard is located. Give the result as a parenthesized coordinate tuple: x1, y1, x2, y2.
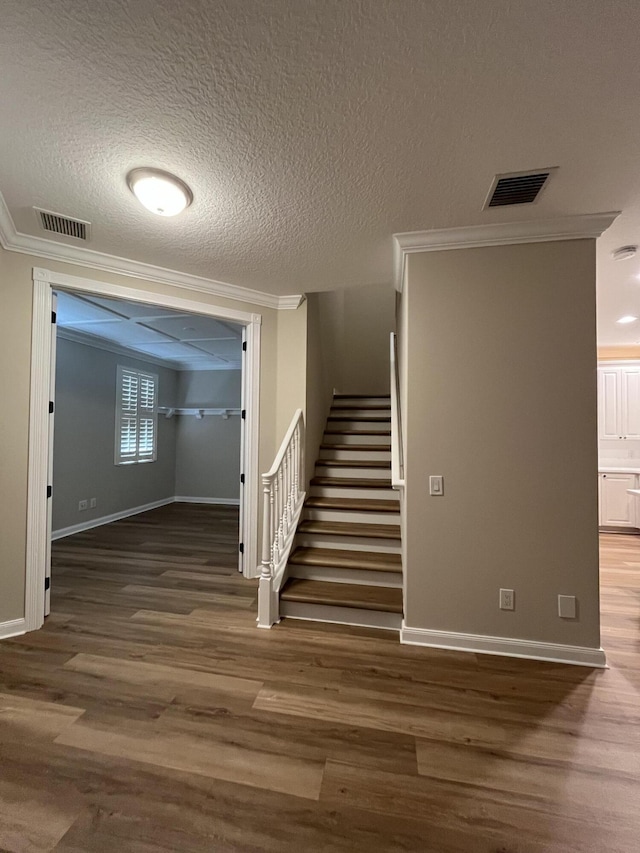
(400, 624, 607, 668)
(51, 497, 175, 540)
(0, 618, 27, 640)
(174, 496, 240, 506)
(52, 495, 240, 540)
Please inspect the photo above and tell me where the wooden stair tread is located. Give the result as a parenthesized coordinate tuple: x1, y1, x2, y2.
(281, 578, 403, 613)
(331, 404, 391, 410)
(297, 520, 400, 539)
(311, 477, 392, 488)
(316, 459, 391, 469)
(289, 547, 402, 572)
(328, 415, 391, 422)
(324, 430, 392, 436)
(320, 443, 390, 451)
(306, 496, 399, 512)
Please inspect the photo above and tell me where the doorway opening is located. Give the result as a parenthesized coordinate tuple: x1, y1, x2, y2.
(26, 266, 261, 632)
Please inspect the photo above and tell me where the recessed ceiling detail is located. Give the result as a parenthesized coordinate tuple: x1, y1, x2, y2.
(484, 170, 554, 209)
(35, 208, 90, 241)
(56, 291, 242, 371)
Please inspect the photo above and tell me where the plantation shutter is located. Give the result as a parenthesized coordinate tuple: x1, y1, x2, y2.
(138, 373, 156, 460)
(115, 366, 158, 464)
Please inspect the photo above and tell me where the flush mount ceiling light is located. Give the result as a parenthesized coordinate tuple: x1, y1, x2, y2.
(127, 168, 193, 217)
(611, 245, 637, 261)
(617, 315, 638, 324)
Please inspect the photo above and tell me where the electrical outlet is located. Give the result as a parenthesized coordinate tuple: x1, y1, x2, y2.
(558, 595, 576, 619)
(90, 497, 97, 509)
(499, 588, 515, 610)
(78, 499, 88, 511)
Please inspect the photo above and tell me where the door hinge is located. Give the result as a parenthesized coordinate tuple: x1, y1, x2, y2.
(240, 473, 245, 485)
(49, 401, 54, 414)
(242, 341, 247, 351)
(47, 485, 52, 499)
(239, 542, 244, 554)
(44, 576, 50, 591)
(51, 310, 57, 324)
(241, 409, 246, 420)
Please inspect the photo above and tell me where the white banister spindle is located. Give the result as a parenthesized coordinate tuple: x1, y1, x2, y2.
(286, 444, 292, 518)
(260, 478, 272, 580)
(257, 409, 306, 629)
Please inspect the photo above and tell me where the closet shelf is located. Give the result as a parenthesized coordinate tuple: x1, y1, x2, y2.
(156, 407, 241, 419)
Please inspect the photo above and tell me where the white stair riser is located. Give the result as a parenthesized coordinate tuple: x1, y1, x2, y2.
(280, 601, 401, 631)
(287, 564, 402, 588)
(332, 398, 391, 407)
(323, 433, 391, 446)
(330, 408, 391, 418)
(296, 533, 401, 554)
(304, 508, 400, 525)
(315, 465, 390, 479)
(328, 418, 391, 429)
(310, 485, 397, 500)
(320, 449, 391, 462)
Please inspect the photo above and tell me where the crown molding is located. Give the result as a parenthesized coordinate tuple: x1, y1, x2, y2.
(0, 191, 304, 310)
(392, 212, 620, 291)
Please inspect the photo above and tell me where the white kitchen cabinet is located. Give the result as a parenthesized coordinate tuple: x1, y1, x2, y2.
(598, 364, 640, 440)
(598, 472, 637, 528)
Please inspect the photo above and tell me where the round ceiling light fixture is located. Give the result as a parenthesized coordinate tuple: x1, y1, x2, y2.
(127, 168, 193, 217)
(611, 245, 637, 261)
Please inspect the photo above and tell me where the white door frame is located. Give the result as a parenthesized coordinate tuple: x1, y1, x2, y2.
(25, 266, 262, 633)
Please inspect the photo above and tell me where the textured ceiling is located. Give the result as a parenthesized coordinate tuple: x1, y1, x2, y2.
(56, 291, 243, 370)
(1, 1, 640, 338)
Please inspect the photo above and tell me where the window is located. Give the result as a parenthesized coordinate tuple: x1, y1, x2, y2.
(115, 366, 158, 464)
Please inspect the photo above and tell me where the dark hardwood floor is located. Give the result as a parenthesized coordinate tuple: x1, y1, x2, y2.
(1, 506, 639, 852)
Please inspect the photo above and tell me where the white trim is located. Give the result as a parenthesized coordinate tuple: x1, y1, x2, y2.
(392, 212, 620, 291)
(34, 266, 259, 325)
(174, 496, 240, 506)
(242, 319, 260, 578)
(400, 624, 607, 668)
(25, 280, 53, 632)
(52, 496, 240, 540)
(0, 191, 303, 310)
(0, 618, 27, 640)
(51, 498, 175, 541)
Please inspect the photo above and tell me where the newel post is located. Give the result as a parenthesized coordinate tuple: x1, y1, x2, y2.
(257, 476, 276, 627)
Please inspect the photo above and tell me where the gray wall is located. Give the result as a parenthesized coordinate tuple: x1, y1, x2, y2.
(403, 240, 601, 650)
(174, 371, 242, 500)
(52, 338, 178, 531)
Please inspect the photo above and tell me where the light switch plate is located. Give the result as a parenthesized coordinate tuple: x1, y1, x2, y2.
(429, 475, 444, 496)
(558, 595, 576, 619)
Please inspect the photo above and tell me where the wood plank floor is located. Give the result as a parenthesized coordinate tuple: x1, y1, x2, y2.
(1, 507, 639, 852)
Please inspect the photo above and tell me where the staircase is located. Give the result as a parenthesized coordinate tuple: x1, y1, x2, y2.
(279, 394, 403, 630)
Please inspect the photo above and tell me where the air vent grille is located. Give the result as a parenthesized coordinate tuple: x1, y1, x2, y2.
(485, 170, 554, 208)
(35, 208, 90, 240)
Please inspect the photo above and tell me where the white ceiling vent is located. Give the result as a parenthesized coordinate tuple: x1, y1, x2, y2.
(35, 208, 91, 241)
(484, 169, 556, 209)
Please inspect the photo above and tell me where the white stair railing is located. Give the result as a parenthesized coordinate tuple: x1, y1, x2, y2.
(257, 409, 305, 628)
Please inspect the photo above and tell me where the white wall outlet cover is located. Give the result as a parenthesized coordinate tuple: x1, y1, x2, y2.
(499, 588, 515, 610)
(558, 595, 577, 619)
